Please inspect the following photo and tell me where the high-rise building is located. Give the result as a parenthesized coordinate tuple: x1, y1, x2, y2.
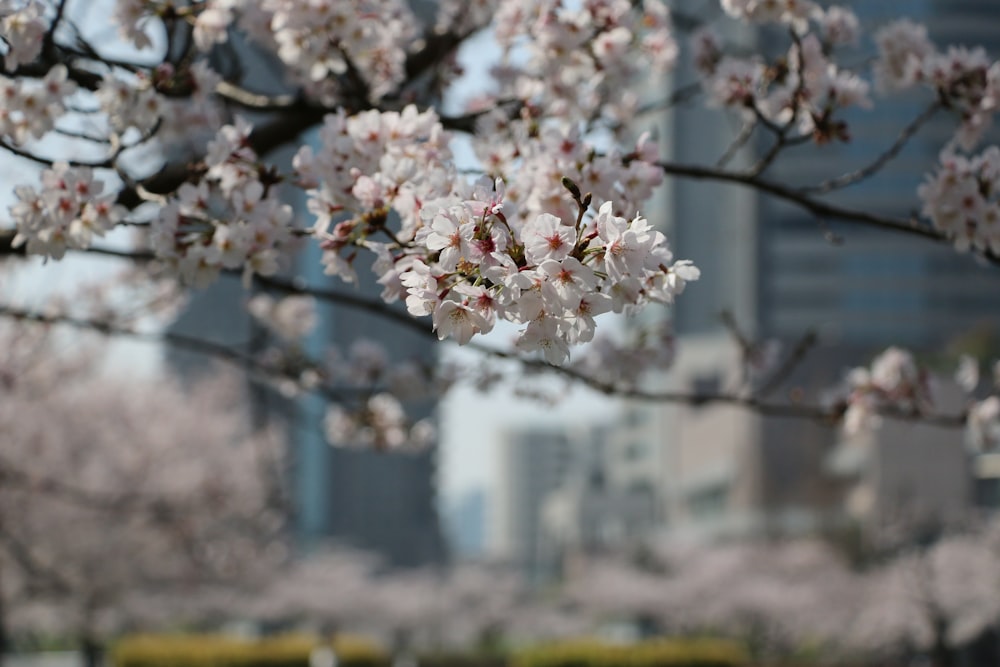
(443, 488, 488, 558)
(492, 423, 659, 583)
(643, 2, 1000, 543)
(492, 426, 580, 583)
(293, 245, 445, 566)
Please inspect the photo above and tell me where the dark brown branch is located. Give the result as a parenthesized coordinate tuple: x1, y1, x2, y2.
(41, 0, 70, 58)
(0, 137, 114, 169)
(405, 30, 470, 83)
(0, 302, 356, 405)
(754, 330, 818, 398)
(652, 160, 999, 263)
(716, 118, 757, 168)
(0, 250, 973, 428)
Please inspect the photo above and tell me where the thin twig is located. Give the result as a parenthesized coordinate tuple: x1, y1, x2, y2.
(801, 101, 943, 195)
(651, 160, 999, 263)
(754, 330, 818, 398)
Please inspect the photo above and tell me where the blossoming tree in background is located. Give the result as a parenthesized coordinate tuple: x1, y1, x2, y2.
(557, 531, 1000, 665)
(0, 318, 294, 665)
(1, 2, 1000, 443)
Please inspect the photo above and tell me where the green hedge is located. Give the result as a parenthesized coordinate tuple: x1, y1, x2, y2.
(417, 652, 508, 667)
(114, 634, 389, 667)
(512, 639, 748, 667)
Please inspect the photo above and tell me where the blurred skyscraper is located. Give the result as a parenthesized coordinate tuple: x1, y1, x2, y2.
(491, 427, 576, 583)
(492, 424, 660, 583)
(443, 488, 488, 558)
(635, 1, 1000, 545)
(294, 246, 445, 566)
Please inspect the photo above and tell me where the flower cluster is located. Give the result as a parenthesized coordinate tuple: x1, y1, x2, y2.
(151, 118, 295, 287)
(154, 61, 225, 153)
(875, 20, 1000, 150)
(10, 162, 125, 260)
(113, 0, 420, 103)
(918, 147, 1000, 254)
(921, 47, 999, 150)
(247, 294, 317, 342)
(294, 105, 453, 283)
(294, 104, 695, 364)
(473, 119, 666, 232)
(409, 189, 698, 364)
(324, 392, 435, 452)
(836, 349, 1000, 452)
(720, 0, 815, 32)
(0, 64, 75, 144)
(701, 7, 871, 143)
(842, 347, 931, 435)
(112, 0, 159, 50)
(491, 0, 678, 123)
(569, 326, 676, 389)
(319, 340, 438, 451)
(96, 72, 163, 135)
(262, 0, 418, 101)
(434, 0, 497, 35)
(0, 0, 46, 70)
(872, 19, 935, 93)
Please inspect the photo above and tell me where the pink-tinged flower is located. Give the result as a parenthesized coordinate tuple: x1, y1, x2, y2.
(706, 58, 764, 109)
(425, 208, 475, 272)
(596, 207, 657, 282)
(569, 292, 613, 344)
(873, 19, 934, 93)
(205, 116, 254, 169)
(482, 253, 536, 306)
(193, 4, 233, 51)
(2, 3, 45, 69)
(321, 247, 358, 284)
(433, 299, 490, 345)
(646, 260, 701, 303)
(453, 283, 498, 331)
(818, 6, 859, 46)
(400, 260, 440, 317)
(607, 276, 643, 313)
(464, 176, 507, 219)
(870, 347, 920, 396)
(516, 317, 570, 365)
(522, 213, 576, 264)
(537, 257, 596, 309)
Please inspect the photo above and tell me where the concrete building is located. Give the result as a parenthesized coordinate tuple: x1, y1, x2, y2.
(492, 423, 661, 583)
(443, 487, 488, 559)
(491, 426, 577, 583)
(640, 2, 1000, 545)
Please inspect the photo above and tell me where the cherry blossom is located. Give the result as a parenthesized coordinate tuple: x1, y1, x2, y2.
(842, 347, 931, 435)
(0, 0, 46, 69)
(918, 148, 1000, 254)
(11, 162, 124, 260)
(3, 0, 1000, 449)
(247, 294, 317, 342)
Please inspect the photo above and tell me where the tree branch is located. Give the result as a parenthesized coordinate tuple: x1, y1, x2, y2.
(653, 160, 993, 262)
(0, 302, 358, 404)
(801, 101, 943, 195)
